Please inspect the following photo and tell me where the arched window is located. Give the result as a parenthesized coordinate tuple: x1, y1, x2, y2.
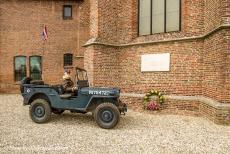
(14, 56, 27, 81)
(30, 56, 42, 80)
(64, 53, 73, 66)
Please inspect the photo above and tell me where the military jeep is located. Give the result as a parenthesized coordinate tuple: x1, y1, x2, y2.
(20, 67, 127, 129)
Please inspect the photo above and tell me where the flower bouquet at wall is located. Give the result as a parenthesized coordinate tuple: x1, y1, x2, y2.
(143, 90, 165, 111)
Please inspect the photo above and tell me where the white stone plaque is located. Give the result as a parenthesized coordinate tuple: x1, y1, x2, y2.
(141, 53, 170, 72)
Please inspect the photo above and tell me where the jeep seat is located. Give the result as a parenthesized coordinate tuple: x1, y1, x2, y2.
(21, 77, 44, 85)
(51, 85, 65, 94)
(77, 80, 89, 89)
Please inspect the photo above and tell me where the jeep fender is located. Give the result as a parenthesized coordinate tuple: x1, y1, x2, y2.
(27, 93, 51, 105)
(85, 96, 119, 111)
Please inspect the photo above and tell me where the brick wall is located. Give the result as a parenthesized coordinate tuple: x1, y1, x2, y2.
(84, 0, 230, 125)
(202, 0, 230, 103)
(87, 41, 203, 96)
(76, 0, 90, 67)
(224, 29, 230, 103)
(119, 41, 203, 95)
(85, 45, 121, 87)
(120, 95, 230, 125)
(204, 0, 222, 32)
(0, 0, 89, 93)
(84, 46, 94, 85)
(84, 0, 230, 104)
(86, 0, 205, 94)
(93, 0, 205, 44)
(121, 96, 201, 115)
(221, 0, 230, 25)
(89, 0, 98, 38)
(115, 0, 138, 43)
(203, 31, 226, 102)
(97, 0, 119, 43)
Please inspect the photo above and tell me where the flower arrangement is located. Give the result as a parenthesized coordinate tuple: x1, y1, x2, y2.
(146, 101, 159, 110)
(144, 90, 165, 111)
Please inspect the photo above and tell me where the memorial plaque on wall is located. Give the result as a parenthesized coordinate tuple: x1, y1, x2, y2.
(141, 53, 170, 72)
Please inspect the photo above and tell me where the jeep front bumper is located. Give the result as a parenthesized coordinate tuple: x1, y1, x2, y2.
(118, 101, 127, 115)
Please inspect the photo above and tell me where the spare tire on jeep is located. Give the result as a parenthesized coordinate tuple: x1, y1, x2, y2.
(30, 80, 44, 85)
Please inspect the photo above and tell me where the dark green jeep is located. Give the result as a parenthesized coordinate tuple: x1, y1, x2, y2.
(20, 68, 127, 129)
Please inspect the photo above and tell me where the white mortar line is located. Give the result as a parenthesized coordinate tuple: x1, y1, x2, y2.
(120, 93, 230, 110)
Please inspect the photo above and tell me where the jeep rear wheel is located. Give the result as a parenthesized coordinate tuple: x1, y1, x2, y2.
(29, 99, 51, 123)
(94, 103, 120, 129)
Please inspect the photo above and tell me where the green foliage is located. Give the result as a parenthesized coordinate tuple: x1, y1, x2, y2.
(143, 90, 165, 105)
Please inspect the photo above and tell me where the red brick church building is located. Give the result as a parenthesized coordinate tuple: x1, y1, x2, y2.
(0, 0, 230, 124)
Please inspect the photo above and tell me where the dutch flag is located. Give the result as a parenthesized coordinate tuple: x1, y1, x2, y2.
(41, 26, 48, 40)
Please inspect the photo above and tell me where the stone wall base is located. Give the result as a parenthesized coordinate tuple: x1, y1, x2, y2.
(120, 94, 230, 125)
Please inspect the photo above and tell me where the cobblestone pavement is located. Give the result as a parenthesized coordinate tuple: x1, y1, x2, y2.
(0, 94, 230, 154)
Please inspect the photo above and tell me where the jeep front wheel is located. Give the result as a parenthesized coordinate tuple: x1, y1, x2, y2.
(29, 99, 51, 123)
(94, 103, 120, 129)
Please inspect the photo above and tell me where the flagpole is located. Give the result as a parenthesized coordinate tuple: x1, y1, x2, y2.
(42, 25, 47, 81)
(43, 39, 45, 56)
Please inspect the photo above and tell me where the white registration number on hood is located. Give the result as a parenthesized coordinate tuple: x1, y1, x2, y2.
(89, 90, 110, 96)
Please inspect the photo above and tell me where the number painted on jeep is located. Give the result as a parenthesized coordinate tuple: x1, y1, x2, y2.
(89, 90, 109, 96)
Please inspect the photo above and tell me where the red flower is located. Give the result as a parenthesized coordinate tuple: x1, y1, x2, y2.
(147, 102, 159, 111)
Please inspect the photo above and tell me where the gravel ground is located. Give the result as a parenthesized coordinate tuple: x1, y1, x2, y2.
(0, 94, 230, 154)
